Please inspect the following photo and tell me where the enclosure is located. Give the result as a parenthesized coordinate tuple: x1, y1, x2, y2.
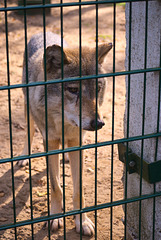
(0, 0, 160, 240)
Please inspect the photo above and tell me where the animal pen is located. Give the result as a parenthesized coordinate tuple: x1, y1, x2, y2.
(0, 0, 161, 239)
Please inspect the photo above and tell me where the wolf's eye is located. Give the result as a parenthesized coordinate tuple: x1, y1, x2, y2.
(67, 87, 79, 94)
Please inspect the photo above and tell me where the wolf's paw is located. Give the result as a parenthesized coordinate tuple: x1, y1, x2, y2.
(17, 159, 29, 167)
(51, 218, 63, 232)
(45, 218, 63, 232)
(75, 216, 94, 236)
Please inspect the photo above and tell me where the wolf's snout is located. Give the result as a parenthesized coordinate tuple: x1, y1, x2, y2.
(90, 119, 105, 131)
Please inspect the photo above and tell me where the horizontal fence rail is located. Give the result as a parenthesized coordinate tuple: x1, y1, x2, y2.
(0, 0, 146, 13)
(1, 132, 161, 164)
(1, 67, 161, 91)
(1, 191, 161, 232)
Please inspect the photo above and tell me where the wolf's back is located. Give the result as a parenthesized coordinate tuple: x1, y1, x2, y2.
(27, 32, 68, 59)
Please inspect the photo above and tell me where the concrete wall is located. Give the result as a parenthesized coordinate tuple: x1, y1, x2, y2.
(124, 1, 161, 239)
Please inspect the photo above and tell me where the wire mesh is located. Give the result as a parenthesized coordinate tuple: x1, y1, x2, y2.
(0, 1, 161, 240)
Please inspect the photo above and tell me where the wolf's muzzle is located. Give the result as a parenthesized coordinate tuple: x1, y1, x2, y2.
(90, 119, 105, 131)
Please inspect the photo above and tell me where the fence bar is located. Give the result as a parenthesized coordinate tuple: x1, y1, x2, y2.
(1, 132, 161, 164)
(23, 0, 34, 238)
(0, 0, 148, 13)
(60, 0, 67, 238)
(95, 1, 98, 238)
(110, 3, 116, 240)
(4, 0, 17, 239)
(2, 66, 161, 91)
(124, 1, 132, 239)
(139, 1, 148, 239)
(1, 190, 161, 232)
(42, 0, 51, 238)
(79, 1, 83, 238)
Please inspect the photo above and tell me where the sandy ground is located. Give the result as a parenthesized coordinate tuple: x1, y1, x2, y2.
(0, 1, 126, 239)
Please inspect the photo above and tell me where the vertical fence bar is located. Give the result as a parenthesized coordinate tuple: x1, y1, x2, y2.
(60, 1, 66, 239)
(79, 0, 83, 239)
(138, 1, 148, 239)
(153, 30, 161, 240)
(23, 0, 34, 238)
(42, 1, 51, 239)
(4, 1, 17, 239)
(125, 2, 132, 240)
(110, 2, 116, 240)
(95, 1, 98, 239)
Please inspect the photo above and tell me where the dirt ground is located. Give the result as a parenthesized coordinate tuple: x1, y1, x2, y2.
(0, 1, 126, 239)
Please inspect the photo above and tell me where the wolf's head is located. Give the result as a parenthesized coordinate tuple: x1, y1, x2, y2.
(43, 43, 112, 131)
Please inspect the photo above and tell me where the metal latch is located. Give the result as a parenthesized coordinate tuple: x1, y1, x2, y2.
(118, 143, 161, 184)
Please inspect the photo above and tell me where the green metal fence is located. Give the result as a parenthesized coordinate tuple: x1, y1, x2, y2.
(1, 0, 161, 239)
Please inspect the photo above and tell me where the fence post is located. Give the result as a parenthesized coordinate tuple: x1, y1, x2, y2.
(124, 1, 161, 239)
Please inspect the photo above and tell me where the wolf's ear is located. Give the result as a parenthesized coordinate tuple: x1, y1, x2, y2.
(97, 43, 112, 64)
(45, 45, 70, 71)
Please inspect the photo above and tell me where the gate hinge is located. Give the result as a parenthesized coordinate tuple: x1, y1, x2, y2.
(118, 143, 161, 184)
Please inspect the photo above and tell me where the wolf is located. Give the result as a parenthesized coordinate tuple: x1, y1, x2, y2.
(18, 32, 112, 236)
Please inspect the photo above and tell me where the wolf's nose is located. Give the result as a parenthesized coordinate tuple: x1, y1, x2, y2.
(90, 119, 105, 131)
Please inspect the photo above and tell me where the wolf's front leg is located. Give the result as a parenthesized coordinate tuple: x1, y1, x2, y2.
(46, 140, 63, 232)
(68, 140, 94, 236)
